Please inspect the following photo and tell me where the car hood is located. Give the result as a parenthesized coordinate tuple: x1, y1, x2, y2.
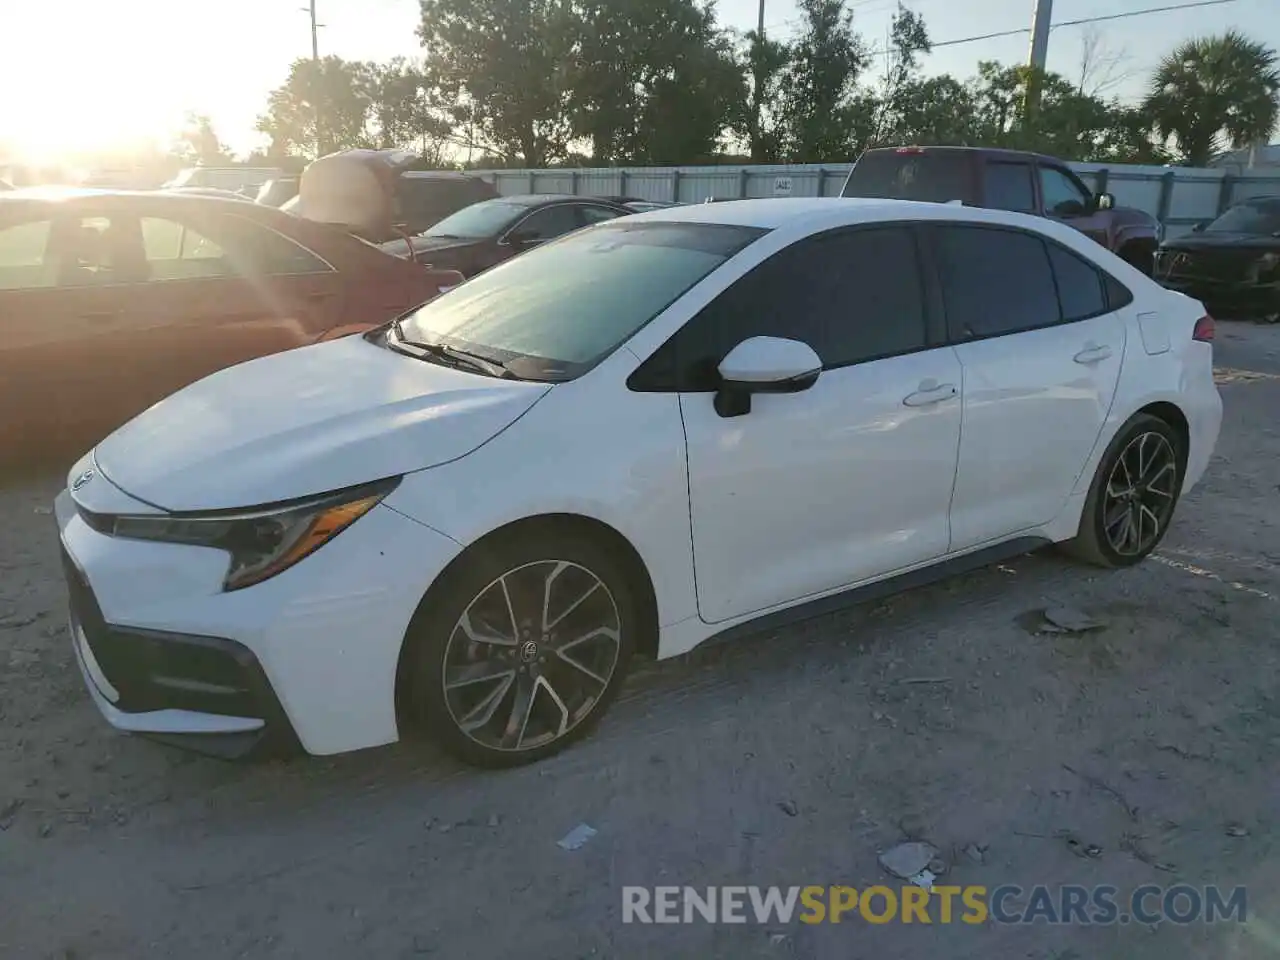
(1162, 232, 1280, 252)
(92, 335, 550, 512)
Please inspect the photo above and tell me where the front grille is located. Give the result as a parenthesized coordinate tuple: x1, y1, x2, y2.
(61, 545, 263, 717)
(1157, 248, 1259, 283)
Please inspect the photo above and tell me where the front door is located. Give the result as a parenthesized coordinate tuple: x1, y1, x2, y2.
(1038, 164, 1110, 248)
(927, 223, 1126, 551)
(121, 208, 345, 411)
(673, 225, 963, 624)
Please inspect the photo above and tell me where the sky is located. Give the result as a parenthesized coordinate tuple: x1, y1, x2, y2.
(1, 0, 1276, 162)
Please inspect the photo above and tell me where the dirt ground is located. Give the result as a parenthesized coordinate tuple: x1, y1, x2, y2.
(2, 323, 1279, 960)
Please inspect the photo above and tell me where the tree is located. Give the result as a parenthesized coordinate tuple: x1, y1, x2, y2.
(777, 0, 872, 162)
(170, 113, 231, 166)
(366, 58, 455, 164)
(743, 27, 793, 161)
(568, 0, 746, 164)
(870, 4, 932, 145)
(1143, 31, 1280, 166)
(257, 57, 375, 158)
(890, 75, 979, 146)
(418, 0, 577, 167)
(1075, 25, 1132, 98)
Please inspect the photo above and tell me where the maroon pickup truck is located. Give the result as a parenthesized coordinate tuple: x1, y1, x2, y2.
(841, 146, 1160, 274)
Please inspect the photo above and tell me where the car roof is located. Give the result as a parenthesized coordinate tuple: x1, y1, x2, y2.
(862, 145, 1065, 165)
(493, 194, 624, 207)
(622, 196, 1092, 238)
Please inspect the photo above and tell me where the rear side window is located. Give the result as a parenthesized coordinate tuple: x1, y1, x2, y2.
(1047, 243, 1107, 320)
(934, 225, 1059, 339)
(841, 151, 972, 203)
(984, 162, 1036, 213)
(1104, 274, 1133, 310)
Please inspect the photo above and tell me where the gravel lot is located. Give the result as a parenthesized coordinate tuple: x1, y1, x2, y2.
(2, 322, 1279, 960)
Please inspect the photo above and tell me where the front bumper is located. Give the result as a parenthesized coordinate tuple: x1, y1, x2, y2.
(1156, 275, 1280, 318)
(55, 487, 464, 757)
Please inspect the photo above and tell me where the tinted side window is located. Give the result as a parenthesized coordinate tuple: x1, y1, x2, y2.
(1047, 243, 1107, 320)
(672, 227, 927, 388)
(984, 162, 1036, 212)
(935, 226, 1059, 338)
(1104, 273, 1133, 310)
(1040, 167, 1091, 216)
(515, 205, 583, 241)
(578, 205, 624, 225)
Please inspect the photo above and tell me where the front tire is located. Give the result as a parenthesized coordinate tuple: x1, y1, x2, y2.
(400, 528, 637, 768)
(1063, 413, 1184, 568)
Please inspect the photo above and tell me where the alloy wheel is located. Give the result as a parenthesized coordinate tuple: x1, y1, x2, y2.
(1101, 431, 1178, 557)
(441, 560, 623, 753)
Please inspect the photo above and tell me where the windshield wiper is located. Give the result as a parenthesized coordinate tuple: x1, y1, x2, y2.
(389, 321, 512, 378)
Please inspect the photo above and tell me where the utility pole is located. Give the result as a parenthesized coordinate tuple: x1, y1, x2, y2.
(750, 0, 766, 161)
(1024, 0, 1053, 119)
(302, 1, 324, 156)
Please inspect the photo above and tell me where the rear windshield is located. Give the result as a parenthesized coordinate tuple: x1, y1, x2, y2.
(841, 151, 973, 203)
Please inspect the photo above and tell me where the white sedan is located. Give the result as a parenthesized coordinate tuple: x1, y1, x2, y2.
(55, 198, 1222, 767)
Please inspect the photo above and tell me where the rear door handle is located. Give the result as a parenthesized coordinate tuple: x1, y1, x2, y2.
(1074, 343, 1113, 364)
(78, 311, 119, 323)
(903, 382, 958, 407)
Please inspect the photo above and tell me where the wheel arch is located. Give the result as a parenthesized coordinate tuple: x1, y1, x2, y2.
(1134, 400, 1190, 472)
(393, 512, 661, 734)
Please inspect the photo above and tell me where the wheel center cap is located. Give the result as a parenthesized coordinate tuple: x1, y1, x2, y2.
(519, 639, 539, 664)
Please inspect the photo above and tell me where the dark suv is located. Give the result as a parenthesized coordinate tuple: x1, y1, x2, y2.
(841, 146, 1160, 274)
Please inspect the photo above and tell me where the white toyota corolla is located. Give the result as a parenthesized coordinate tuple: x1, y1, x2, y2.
(55, 198, 1221, 767)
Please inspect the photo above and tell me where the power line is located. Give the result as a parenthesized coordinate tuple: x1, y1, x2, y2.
(864, 0, 1237, 56)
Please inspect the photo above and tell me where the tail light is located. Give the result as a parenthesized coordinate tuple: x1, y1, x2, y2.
(895, 146, 925, 154)
(1192, 314, 1215, 342)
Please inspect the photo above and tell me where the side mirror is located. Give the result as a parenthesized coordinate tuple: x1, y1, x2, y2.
(714, 336, 822, 418)
(505, 228, 539, 249)
(1191, 221, 1208, 233)
(1093, 192, 1115, 212)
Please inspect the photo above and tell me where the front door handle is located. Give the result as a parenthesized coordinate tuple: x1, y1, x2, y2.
(903, 381, 958, 407)
(78, 311, 119, 323)
(1074, 343, 1113, 364)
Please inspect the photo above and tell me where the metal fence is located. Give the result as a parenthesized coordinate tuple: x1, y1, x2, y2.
(468, 161, 1280, 239)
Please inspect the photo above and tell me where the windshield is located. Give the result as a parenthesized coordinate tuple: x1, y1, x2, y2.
(842, 151, 973, 203)
(1206, 199, 1280, 235)
(423, 199, 529, 238)
(396, 221, 766, 380)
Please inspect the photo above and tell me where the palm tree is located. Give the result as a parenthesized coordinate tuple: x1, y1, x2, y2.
(1142, 31, 1280, 167)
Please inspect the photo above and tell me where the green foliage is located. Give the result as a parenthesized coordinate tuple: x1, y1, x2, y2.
(248, 12, 1279, 171)
(1143, 30, 1280, 166)
(256, 57, 377, 157)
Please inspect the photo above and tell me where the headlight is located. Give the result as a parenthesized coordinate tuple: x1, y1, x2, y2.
(108, 478, 399, 591)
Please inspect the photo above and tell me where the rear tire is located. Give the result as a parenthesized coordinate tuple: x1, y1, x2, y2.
(400, 528, 637, 768)
(1062, 413, 1184, 568)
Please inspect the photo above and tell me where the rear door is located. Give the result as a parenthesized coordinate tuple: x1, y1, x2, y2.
(1037, 163, 1110, 247)
(928, 224, 1126, 551)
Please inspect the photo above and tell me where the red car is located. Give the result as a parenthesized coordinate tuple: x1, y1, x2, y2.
(0, 188, 463, 463)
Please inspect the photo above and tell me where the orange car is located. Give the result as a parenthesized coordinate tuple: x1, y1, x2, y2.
(0, 187, 463, 463)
